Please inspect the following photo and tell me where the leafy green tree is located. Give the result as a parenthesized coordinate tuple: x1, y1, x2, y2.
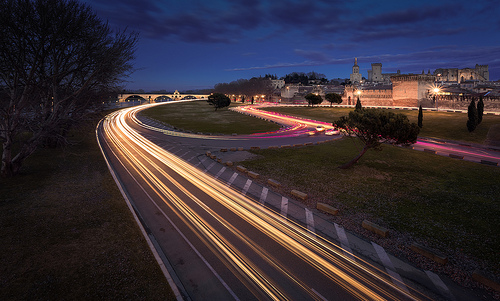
(0, 0, 137, 177)
(355, 97, 362, 111)
(325, 93, 342, 107)
(466, 99, 478, 132)
(334, 109, 420, 169)
(304, 93, 323, 107)
(418, 105, 423, 128)
(207, 93, 231, 111)
(477, 95, 484, 124)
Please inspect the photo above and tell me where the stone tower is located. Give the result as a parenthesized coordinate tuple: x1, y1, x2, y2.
(350, 58, 362, 84)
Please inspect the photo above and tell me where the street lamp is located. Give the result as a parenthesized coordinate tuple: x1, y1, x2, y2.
(433, 87, 440, 111)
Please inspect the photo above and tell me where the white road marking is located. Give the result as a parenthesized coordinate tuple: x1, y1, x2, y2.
(259, 187, 268, 204)
(425, 270, 456, 301)
(305, 208, 315, 234)
(242, 179, 252, 195)
(215, 166, 226, 179)
(204, 162, 216, 172)
(311, 288, 328, 301)
(372, 242, 410, 293)
(334, 223, 355, 262)
(227, 172, 238, 186)
(280, 197, 289, 218)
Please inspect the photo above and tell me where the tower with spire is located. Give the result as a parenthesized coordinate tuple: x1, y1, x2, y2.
(350, 57, 362, 84)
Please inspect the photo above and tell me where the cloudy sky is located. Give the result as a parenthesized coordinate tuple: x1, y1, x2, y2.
(82, 0, 500, 92)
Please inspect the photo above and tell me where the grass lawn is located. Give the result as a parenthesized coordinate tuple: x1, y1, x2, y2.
(264, 106, 500, 144)
(242, 139, 500, 271)
(141, 100, 281, 135)
(0, 113, 175, 300)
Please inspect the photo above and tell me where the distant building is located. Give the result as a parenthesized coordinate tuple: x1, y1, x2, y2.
(367, 63, 400, 83)
(271, 79, 285, 89)
(434, 64, 489, 83)
(391, 74, 436, 107)
(350, 58, 362, 84)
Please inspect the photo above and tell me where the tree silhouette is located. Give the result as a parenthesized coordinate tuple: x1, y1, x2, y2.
(207, 93, 231, 111)
(334, 109, 419, 169)
(0, 0, 137, 177)
(418, 105, 423, 128)
(477, 95, 484, 124)
(466, 99, 478, 132)
(325, 93, 342, 107)
(304, 93, 323, 107)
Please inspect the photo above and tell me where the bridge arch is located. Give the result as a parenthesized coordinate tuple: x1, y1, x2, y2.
(123, 95, 148, 102)
(118, 90, 211, 102)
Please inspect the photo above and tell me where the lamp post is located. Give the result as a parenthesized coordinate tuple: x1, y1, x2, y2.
(433, 87, 440, 111)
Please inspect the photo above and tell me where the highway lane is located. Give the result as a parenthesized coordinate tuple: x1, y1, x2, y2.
(97, 105, 434, 300)
(233, 104, 500, 166)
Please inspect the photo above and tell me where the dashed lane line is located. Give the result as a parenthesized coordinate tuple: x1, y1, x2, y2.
(227, 172, 238, 186)
(215, 167, 226, 179)
(334, 223, 356, 262)
(372, 242, 410, 294)
(242, 179, 252, 195)
(425, 270, 456, 301)
(259, 187, 268, 205)
(204, 162, 216, 173)
(305, 208, 315, 235)
(280, 197, 289, 218)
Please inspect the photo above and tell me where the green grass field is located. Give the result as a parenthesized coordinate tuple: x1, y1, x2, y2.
(141, 100, 281, 135)
(242, 140, 500, 269)
(0, 113, 175, 300)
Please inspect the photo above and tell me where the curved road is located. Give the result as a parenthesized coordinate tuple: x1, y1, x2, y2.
(96, 101, 498, 300)
(96, 103, 436, 301)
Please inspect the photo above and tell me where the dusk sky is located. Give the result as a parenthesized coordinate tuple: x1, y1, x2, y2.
(82, 0, 500, 92)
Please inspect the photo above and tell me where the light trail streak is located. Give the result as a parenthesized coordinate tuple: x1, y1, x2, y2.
(416, 141, 500, 161)
(99, 105, 432, 300)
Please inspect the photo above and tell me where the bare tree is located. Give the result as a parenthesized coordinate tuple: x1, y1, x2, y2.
(0, 0, 138, 177)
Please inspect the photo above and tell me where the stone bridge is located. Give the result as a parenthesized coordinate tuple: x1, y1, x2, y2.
(118, 90, 210, 102)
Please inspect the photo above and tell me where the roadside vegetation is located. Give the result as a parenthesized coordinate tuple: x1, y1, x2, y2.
(243, 140, 500, 271)
(263, 106, 500, 144)
(141, 100, 281, 135)
(0, 112, 175, 300)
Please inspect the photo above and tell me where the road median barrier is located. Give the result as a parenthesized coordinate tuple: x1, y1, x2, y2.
(267, 179, 281, 188)
(293, 143, 304, 147)
(316, 203, 339, 216)
(472, 269, 500, 292)
(409, 242, 448, 265)
(210, 154, 216, 159)
(449, 154, 464, 159)
(250, 146, 260, 150)
(236, 165, 247, 173)
(217, 158, 222, 163)
(230, 147, 237, 151)
(224, 161, 233, 166)
(268, 146, 279, 149)
(220, 148, 227, 152)
(206, 151, 211, 157)
(281, 144, 291, 148)
(304, 142, 313, 146)
(361, 220, 389, 237)
(248, 171, 260, 179)
(423, 149, 436, 154)
(291, 189, 307, 200)
(237, 147, 244, 151)
(480, 160, 498, 166)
